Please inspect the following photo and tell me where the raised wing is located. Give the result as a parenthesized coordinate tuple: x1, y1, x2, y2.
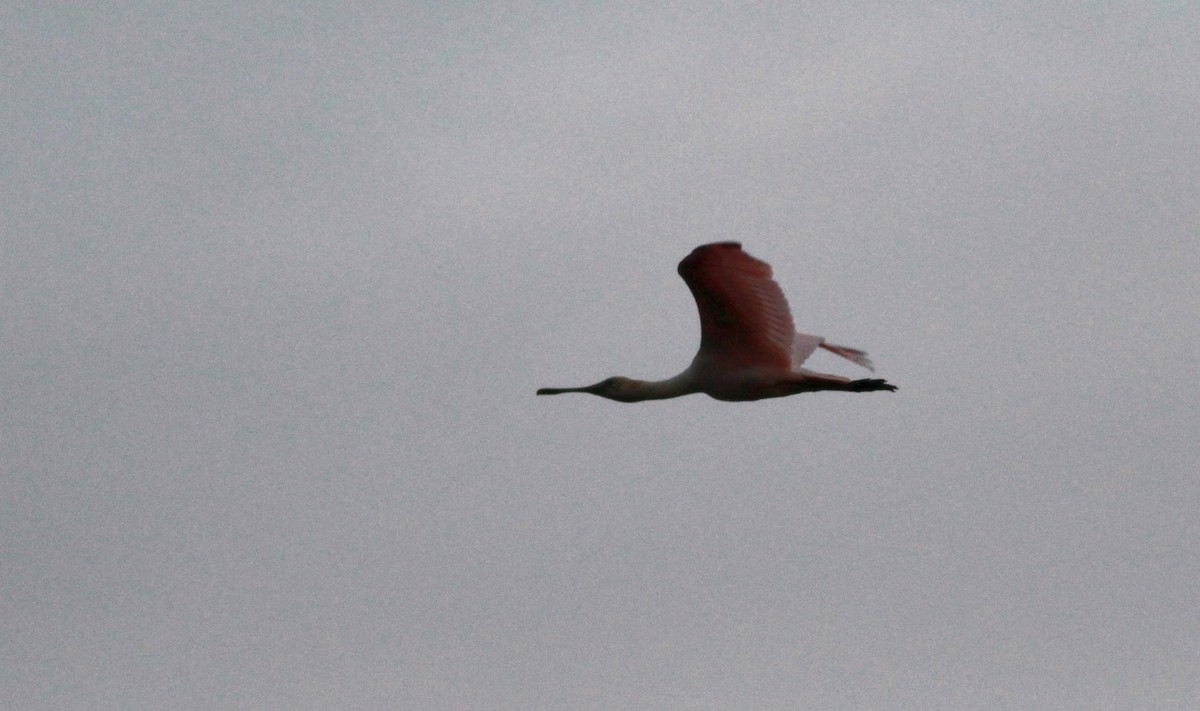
(677, 242, 797, 369)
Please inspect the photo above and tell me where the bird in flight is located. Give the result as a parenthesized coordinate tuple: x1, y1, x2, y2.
(537, 242, 897, 402)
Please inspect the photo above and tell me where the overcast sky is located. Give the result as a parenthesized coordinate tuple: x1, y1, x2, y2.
(3, 2, 1198, 709)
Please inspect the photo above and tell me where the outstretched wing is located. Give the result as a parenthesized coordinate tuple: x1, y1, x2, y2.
(677, 242, 798, 370)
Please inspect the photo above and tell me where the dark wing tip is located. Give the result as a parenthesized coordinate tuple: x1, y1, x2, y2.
(677, 241, 745, 277)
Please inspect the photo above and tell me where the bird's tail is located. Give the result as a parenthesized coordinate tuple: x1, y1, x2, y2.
(819, 342, 874, 371)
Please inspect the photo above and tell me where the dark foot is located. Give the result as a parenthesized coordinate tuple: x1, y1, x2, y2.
(848, 378, 897, 393)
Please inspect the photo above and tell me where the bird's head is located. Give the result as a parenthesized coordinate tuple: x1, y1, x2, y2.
(536, 376, 643, 402)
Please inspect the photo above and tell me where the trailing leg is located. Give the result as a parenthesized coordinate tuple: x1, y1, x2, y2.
(845, 378, 897, 392)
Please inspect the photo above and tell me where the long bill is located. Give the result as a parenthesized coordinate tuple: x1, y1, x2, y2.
(536, 382, 604, 396)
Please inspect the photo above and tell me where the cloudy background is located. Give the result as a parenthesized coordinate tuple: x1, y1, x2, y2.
(3, 2, 1198, 709)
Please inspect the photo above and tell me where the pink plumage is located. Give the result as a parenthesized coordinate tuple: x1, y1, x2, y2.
(538, 243, 896, 402)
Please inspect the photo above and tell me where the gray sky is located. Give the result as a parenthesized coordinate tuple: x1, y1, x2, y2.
(4, 2, 1199, 709)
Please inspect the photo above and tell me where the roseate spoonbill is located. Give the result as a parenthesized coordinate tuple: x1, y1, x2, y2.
(537, 242, 897, 402)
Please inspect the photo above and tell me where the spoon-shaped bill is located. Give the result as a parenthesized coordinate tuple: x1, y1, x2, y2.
(536, 382, 605, 396)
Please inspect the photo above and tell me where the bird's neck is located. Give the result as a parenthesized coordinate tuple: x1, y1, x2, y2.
(622, 371, 701, 401)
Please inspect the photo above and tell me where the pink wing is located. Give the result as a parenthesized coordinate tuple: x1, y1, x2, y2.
(677, 242, 797, 370)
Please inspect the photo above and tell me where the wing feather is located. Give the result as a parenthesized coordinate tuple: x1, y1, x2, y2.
(677, 242, 799, 369)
